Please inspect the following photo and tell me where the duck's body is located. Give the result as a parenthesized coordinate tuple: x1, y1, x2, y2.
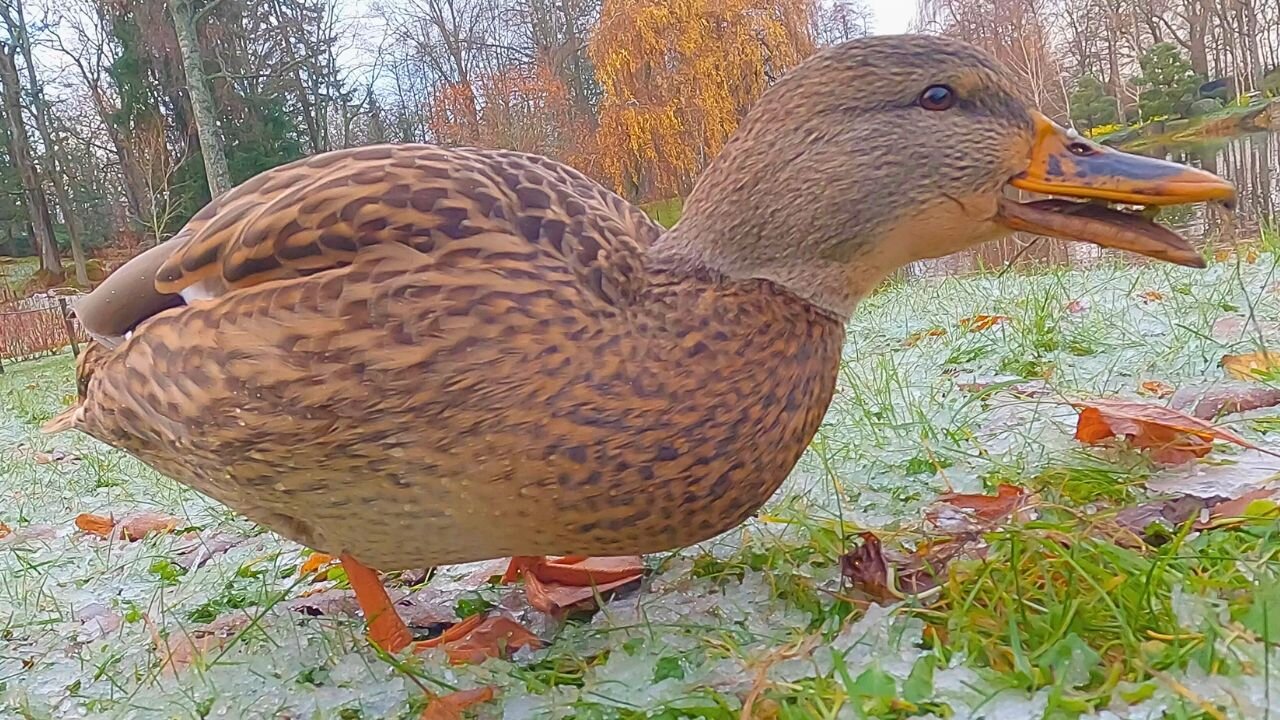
(65, 145, 843, 569)
(56, 35, 1232, 652)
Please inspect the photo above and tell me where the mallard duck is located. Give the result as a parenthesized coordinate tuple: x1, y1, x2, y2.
(50, 35, 1232, 653)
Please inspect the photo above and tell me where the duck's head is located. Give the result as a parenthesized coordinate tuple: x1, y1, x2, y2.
(659, 34, 1235, 318)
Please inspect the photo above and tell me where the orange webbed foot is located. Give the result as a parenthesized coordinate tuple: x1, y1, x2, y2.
(340, 553, 413, 653)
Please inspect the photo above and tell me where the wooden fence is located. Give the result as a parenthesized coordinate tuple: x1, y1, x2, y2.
(0, 293, 86, 372)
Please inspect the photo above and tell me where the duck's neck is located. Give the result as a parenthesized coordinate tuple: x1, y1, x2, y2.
(647, 118, 908, 320)
(651, 222, 899, 322)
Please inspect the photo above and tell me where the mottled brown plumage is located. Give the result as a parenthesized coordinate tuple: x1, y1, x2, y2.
(51, 35, 1230, 650)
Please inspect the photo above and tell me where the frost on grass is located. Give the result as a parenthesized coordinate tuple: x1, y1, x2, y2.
(4, 256, 1280, 719)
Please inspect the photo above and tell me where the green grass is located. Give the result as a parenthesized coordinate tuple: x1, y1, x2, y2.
(641, 198, 684, 228)
(3, 241, 1280, 718)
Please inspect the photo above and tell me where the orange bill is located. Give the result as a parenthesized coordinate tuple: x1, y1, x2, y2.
(996, 112, 1236, 268)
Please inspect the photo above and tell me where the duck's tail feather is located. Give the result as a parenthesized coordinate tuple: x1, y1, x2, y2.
(43, 340, 110, 434)
(41, 405, 81, 434)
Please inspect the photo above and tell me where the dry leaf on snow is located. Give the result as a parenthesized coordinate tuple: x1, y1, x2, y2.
(1196, 488, 1280, 530)
(927, 484, 1031, 532)
(1170, 383, 1280, 420)
(300, 552, 335, 577)
(903, 327, 947, 347)
(506, 555, 644, 615)
(1139, 380, 1175, 399)
(1072, 398, 1275, 465)
(75, 512, 181, 541)
(1137, 289, 1165, 302)
(421, 687, 497, 720)
(74, 513, 115, 538)
(841, 532, 987, 602)
(1221, 351, 1280, 381)
(840, 533, 894, 602)
(959, 314, 1009, 332)
(150, 614, 251, 673)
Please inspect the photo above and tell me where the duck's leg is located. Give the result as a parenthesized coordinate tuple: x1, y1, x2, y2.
(340, 553, 413, 653)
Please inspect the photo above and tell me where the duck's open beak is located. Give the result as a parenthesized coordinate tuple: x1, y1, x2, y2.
(995, 112, 1235, 268)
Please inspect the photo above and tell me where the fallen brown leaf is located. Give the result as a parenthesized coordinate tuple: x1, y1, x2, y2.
(1170, 383, 1280, 420)
(903, 327, 947, 347)
(1113, 496, 1222, 545)
(1073, 398, 1275, 464)
(840, 532, 986, 601)
(150, 614, 251, 673)
(0, 522, 9, 539)
(421, 687, 497, 720)
(300, 552, 335, 576)
(840, 533, 895, 602)
(75, 513, 115, 538)
(927, 484, 1030, 531)
(523, 568, 642, 615)
(118, 513, 181, 541)
(75, 512, 180, 541)
(959, 314, 1009, 332)
(1139, 380, 1175, 399)
(174, 532, 245, 570)
(1137, 289, 1165, 302)
(1221, 352, 1280, 381)
(1196, 488, 1280, 529)
(526, 555, 643, 586)
(1066, 299, 1089, 314)
(897, 535, 988, 594)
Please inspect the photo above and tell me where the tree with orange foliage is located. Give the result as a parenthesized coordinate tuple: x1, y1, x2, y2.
(589, 0, 817, 200)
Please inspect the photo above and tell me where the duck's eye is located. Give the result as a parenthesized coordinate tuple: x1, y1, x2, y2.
(1068, 141, 1097, 157)
(919, 85, 955, 111)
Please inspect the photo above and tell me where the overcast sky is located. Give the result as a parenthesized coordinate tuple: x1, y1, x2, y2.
(867, 0, 917, 34)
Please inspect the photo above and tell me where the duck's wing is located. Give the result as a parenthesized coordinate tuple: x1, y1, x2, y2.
(152, 145, 658, 301)
(51, 145, 663, 437)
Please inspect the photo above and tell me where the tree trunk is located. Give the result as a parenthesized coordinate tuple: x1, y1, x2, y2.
(0, 45, 61, 281)
(168, 0, 232, 198)
(1106, 10, 1127, 123)
(1186, 0, 1210, 76)
(7, 0, 89, 285)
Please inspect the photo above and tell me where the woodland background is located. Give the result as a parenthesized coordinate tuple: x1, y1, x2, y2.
(0, 0, 1277, 287)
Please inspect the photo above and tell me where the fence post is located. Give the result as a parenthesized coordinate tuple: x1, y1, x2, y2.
(57, 297, 80, 358)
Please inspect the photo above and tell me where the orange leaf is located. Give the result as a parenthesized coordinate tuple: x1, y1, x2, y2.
(75, 512, 180, 541)
(1221, 351, 1280, 381)
(934, 484, 1029, 523)
(300, 552, 335, 575)
(903, 327, 947, 347)
(75, 513, 115, 538)
(1073, 399, 1275, 464)
(959, 314, 1009, 332)
(440, 616, 541, 664)
(1137, 289, 1165, 302)
(1139, 380, 1175, 398)
(421, 687, 497, 720)
(0, 522, 10, 539)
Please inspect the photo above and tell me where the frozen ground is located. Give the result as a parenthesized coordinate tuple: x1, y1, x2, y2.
(3, 242, 1280, 719)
